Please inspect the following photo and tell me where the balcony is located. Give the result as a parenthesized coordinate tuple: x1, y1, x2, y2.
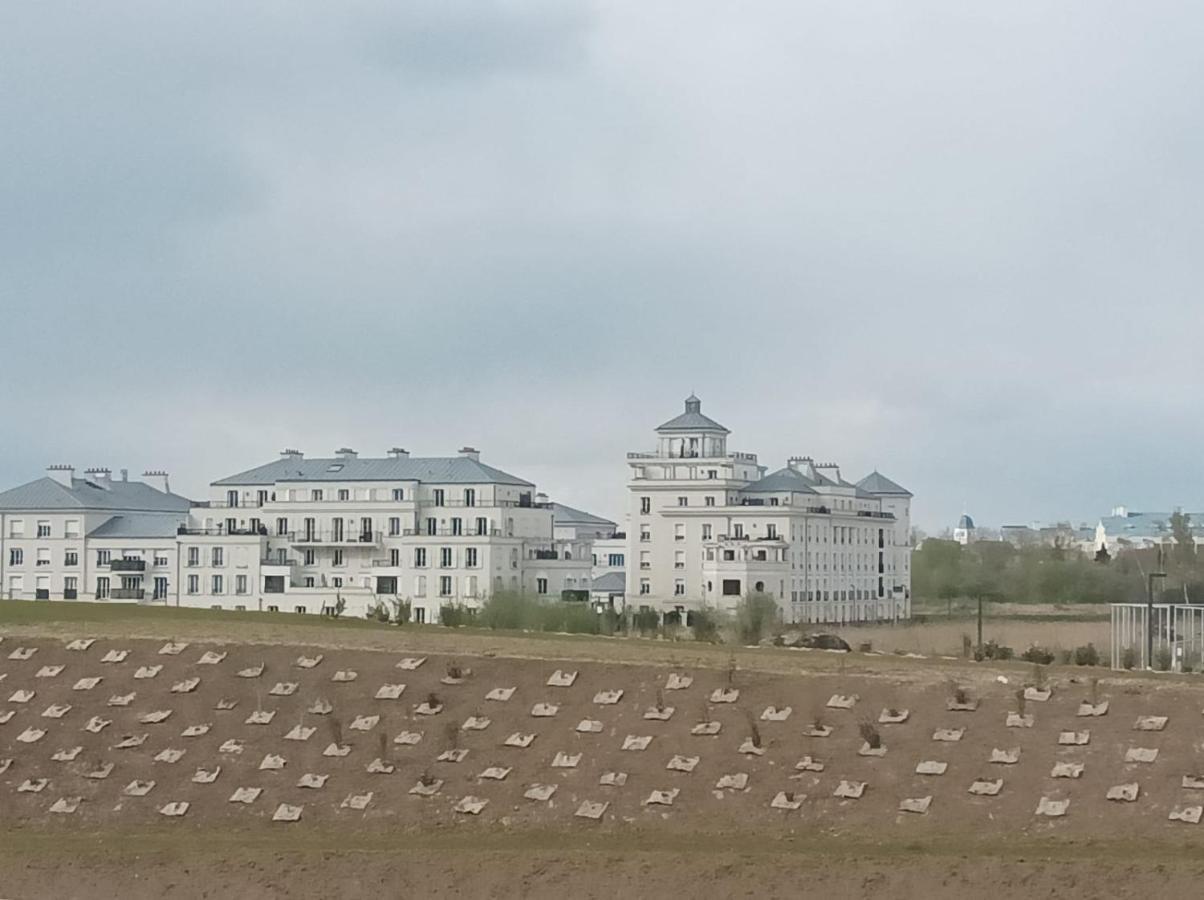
(261, 557, 298, 568)
(371, 558, 402, 568)
(287, 531, 381, 546)
(110, 559, 146, 572)
(111, 589, 145, 600)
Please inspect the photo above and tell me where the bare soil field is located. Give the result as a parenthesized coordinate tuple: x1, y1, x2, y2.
(1, 616, 1200, 898)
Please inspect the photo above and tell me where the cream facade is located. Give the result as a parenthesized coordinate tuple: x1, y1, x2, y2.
(626, 397, 912, 625)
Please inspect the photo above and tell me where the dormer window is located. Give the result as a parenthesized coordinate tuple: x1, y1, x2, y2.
(326, 463, 343, 473)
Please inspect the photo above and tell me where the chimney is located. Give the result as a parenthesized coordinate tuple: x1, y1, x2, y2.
(120, 468, 129, 482)
(279, 448, 303, 460)
(535, 492, 549, 506)
(335, 447, 358, 459)
(387, 447, 410, 459)
(46, 464, 74, 488)
(816, 461, 841, 483)
(143, 470, 171, 493)
(84, 467, 112, 489)
(459, 446, 480, 462)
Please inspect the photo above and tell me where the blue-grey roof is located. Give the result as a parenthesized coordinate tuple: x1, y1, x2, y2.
(88, 514, 189, 539)
(549, 502, 616, 528)
(212, 456, 535, 487)
(741, 468, 819, 495)
(1099, 512, 1204, 541)
(656, 396, 730, 434)
(855, 471, 913, 497)
(0, 477, 193, 513)
(957, 514, 975, 530)
(592, 571, 626, 592)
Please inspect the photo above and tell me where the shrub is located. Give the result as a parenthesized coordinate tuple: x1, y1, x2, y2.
(479, 591, 543, 631)
(632, 608, 660, 636)
(366, 601, 390, 624)
(1056, 648, 1072, 665)
(1020, 645, 1055, 665)
(439, 603, 469, 628)
(391, 599, 411, 626)
(1073, 643, 1100, 667)
(735, 592, 780, 645)
(1155, 646, 1173, 672)
(1121, 646, 1138, 670)
(691, 607, 722, 643)
(981, 639, 1014, 661)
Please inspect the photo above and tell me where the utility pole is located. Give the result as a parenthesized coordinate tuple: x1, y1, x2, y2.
(1147, 561, 1167, 670)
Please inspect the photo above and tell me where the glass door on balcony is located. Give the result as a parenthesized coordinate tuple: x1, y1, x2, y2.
(332, 519, 344, 542)
(360, 517, 372, 541)
(304, 518, 316, 541)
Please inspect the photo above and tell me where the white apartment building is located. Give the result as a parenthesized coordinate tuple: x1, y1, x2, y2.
(0, 448, 596, 621)
(626, 396, 912, 625)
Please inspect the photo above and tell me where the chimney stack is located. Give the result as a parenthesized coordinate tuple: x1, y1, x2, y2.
(84, 467, 112, 489)
(335, 447, 358, 459)
(46, 464, 74, 488)
(459, 446, 481, 462)
(120, 468, 128, 482)
(143, 470, 171, 494)
(387, 447, 410, 459)
(279, 448, 303, 460)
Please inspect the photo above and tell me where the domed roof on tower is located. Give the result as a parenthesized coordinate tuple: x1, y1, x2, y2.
(656, 395, 730, 434)
(957, 514, 975, 530)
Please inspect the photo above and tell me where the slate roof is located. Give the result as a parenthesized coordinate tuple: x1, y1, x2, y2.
(656, 396, 730, 434)
(591, 572, 626, 592)
(212, 456, 534, 487)
(1099, 512, 1204, 541)
(855, 471, 913, 497)
(88, 514, 189, 539)
(548, 502, 617, 528)
(741, 468, 819, 494)
(0, 477, 193, 512)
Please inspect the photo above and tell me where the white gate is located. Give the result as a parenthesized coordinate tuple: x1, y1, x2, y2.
(1111, 603, 1204, 671)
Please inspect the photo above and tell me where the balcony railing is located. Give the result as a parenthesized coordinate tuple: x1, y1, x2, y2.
(111, 589, 145, 600)
(110, 559, 146, 572)
(287, 531, 382, 546)
(261, 557, 298, 567)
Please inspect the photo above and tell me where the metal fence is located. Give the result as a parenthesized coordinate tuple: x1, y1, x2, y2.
(1111, 603, 1204, 671)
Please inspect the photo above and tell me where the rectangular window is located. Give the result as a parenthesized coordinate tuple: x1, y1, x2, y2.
(389, 548, 400, 566)
(466, 547, 478, 568)
(476, 517, 488, 535)
(705, 496, 716, 507)
(212, 575, 223, 594)
(536, 577, 548, 595)
(674, 524, 685, 541)
(97, 550, 111, 565)
(677, 497, 687, 507)
(414, 547, 427, 568)
(415, 575, 426, 597)
(64, 519, 80, 538)
(733, 524, 745, 539)
(702, 524, 712, 540)
(187, 546, 199, 566)
(640, 497, 651, 514)
(8, 520, 24, 538)
(425, 517, 436, 536)
(303, 548, 316, 566)
(433, 489, 445, 507)
(154, 555, 168, 567)
(65, 550, 78, 566)
(311, 489, 323, 501)
(639, 580, 650, 595)
(464, 489, 475, 507)
(236, 574, 248, 594)
(451, 518, 462, 536)
(226, 490, 239, 507)
(187, 574, 199, 594)
(212, 547, 224, 567)
(65, 576, 78, 592)
(440, 547, 453, 568)
(257, 490, 269, 506)
(304, 577, 315, 588)
(96, 577, 110, 599)
(439, 575, 452, 597)
(8, 549, 22, 566)
(674, 581, 685, 595)
(333, 549, 345, 567)
(392, 488, 405, 501)
(36, 548, 50, 566)
(36, 521, 51, 538)
(276, 517, 288, 536)
(640, 529, 650, 542)
(153, 576, 168, 600)
(388, 517, 401, 536)
(608, 553, 624, 567)
(332, 576, 343, 588)
(338, 489, 350, 501)
(767, 524, 778, 539)
(413, 606, 425, 624)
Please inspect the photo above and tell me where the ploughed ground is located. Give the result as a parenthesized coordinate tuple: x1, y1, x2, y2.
(0, 614, 1200, 898)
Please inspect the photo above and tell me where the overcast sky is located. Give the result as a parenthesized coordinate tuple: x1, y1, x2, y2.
(3, 1, 1204, 531)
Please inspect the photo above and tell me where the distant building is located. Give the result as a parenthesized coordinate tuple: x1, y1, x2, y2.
(1093, 506, 1204, 555)
(953, 514, 975, 546)
(626, 395, 912, 625)
(999, 522, 1096, 550)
